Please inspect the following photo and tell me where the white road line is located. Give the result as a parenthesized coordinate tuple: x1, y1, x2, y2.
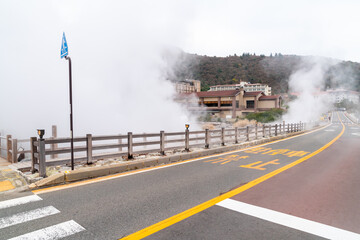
(0, 206, 60, 229)
(217, 199, 360, 240)
(8, 220, 85, 240)
(0, 195, 42, 210)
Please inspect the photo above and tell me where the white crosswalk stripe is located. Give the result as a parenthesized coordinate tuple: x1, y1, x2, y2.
(0, 194, 86, 239)
(0, 195, 42, 210)
(0, 206, 60, 229)
(8, 220, 85, 240)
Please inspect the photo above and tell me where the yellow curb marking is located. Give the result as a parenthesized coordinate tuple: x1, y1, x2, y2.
(0, 180, 15, 192)
(120, 113, 344, 240)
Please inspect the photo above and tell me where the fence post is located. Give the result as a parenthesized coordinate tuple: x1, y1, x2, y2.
(38, 139, 46, 178)
(128, 132, 133, 159)
(255, 124, 258, 140)
(143, 133, 147, 149)
(275, 124, 278, 136)
(160, 131, 165, 155)
(118, 135, 123, 152)
(245, 126, 249, 141)
(299, 121, 302, 131)
(283, 121, 285, 134)
(185, 129, 190, 151)
(6, 135, 11, 162)
(30, 137, 37, 173)
(12, 138, 18, 163)
(205, 129, 210, 148)
(291, 123, 294, 132)
(221, 128, 225, 146)
(86, 134, 92, 164)
(51, 125, 58, 159)
(262, 125, 265, 138)
(234, 127, 238, 144)
(269, 125, 272, 137)
(287, 123, 290, 133)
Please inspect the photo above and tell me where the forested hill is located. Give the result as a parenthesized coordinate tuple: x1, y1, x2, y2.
(171, 52, 360, 94)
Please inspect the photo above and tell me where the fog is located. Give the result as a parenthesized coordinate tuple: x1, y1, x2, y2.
(282, 56, 360, 123)
(0, 1, 199, 139)
(282, 57, 335, 123)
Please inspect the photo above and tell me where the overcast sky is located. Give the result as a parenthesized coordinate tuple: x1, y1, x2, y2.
(2, 0, 360, 61)
(1, 0, 360, 137)
(184, 0, 360, 62)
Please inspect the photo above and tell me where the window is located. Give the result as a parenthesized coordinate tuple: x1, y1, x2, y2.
(246, 100, 255, 109)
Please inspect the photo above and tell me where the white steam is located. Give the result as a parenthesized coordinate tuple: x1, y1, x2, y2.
(0, 0, 200, 139)
(282, 57, 337, 123)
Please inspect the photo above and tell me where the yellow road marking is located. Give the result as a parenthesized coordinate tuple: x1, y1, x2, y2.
(33, 123, 331, 195)
(240, 159, 280, 170)
(0, 180, 15, 192)
(2, 169, 13, 172)
(120, 114, 345, 240)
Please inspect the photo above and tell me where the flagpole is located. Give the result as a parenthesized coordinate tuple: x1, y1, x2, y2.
(65, 55, 74, 170)
(61, 33, 74, 171)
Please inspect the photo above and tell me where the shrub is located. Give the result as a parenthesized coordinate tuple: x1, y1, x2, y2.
(245, 108, 284, 123)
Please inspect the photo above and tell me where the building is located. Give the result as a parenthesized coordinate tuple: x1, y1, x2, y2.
(326, 89, 359, 103)
(209, 81, 272, 95)
(175, 79, 201, 93)
(177, 88, 282, 119)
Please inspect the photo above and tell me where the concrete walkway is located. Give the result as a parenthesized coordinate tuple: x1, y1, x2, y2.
(0, 157, 28, 194)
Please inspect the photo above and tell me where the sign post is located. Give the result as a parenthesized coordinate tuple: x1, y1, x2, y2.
(61, 32, 74, 170)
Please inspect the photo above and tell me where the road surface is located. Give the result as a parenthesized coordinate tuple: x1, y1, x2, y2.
(0, 112, 359, 239)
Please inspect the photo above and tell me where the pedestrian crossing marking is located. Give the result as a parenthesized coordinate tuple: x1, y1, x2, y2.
(0, 195, 86, 239)
(0, 206, 60, 229)
(8, 220, 85, 240)
(0, 195, 42, 210)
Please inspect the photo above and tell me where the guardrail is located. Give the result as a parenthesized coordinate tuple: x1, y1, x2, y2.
(31, 122, 306, 177)
(0, 125, 58, 163)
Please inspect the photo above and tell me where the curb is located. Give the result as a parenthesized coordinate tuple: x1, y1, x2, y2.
(29, 130, 310, 189)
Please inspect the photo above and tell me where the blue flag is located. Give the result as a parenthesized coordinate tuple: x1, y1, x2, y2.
(60, 32, 69, 58)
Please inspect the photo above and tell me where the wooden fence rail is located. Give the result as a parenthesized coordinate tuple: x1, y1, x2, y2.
(28, 122, 308, 177)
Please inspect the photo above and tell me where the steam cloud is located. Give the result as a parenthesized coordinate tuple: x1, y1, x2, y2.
(0, 1, 199, 139)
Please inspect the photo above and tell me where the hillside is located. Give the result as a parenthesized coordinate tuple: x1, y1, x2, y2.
(171, 52, 360, 94)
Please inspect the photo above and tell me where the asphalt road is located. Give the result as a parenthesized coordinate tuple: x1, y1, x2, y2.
(0, 112, 359, 239)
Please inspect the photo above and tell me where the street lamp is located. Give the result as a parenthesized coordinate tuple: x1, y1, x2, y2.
(185, 124, 190, 130)
(37, 129, 45, 140)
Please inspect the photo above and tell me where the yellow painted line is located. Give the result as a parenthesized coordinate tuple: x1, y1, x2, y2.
(33, 123, 331, 195)
(0, 180, 15, 192)
(120, 116, 345, 240)
(2, 169, 13, 172)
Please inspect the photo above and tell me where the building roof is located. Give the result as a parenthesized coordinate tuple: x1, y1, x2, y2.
(196, 90, 240, 97)
(244, 91, 263, 97)
(259, 95, 281, 100)
(210, 84, 240, 87)
(245, 83, 268, 86)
